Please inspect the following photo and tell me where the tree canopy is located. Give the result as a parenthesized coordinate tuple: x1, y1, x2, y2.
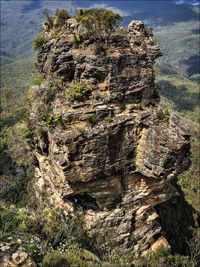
(76, 8, 122, 36)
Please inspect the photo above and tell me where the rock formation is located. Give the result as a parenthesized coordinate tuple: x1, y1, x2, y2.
(29, 20, 191, 255)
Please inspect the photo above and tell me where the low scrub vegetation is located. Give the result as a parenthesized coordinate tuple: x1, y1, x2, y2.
(53, 9, 69, 28)
(32, 72, 45, 86)
(32, 34, 46, 50)
(1, 202, 199, 266)
(34, 7, 122, 50)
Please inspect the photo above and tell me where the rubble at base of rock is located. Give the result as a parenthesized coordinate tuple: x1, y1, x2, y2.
(0, 243, 37, 267)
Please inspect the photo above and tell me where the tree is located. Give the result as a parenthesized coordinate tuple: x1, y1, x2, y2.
(76, 9, 122, 39)
(41, 9, 54, 31)
(41, 9, 70, 31)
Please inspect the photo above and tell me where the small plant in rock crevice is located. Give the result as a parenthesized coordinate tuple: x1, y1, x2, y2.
(85, 115, 97, 124)
(104, 116, 113, 123)
(157, 108, 170, 121)
(32, 35, 46, 50)
(36, 106, 63, 128)
(66, 83, 91, 102)
(72, 33, 80, 43)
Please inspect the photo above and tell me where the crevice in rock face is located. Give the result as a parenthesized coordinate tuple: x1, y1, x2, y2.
(42, 136, 49, 155)
(64, 193, 100, 211)
(32, 155, 39, 168)
(120, 174, 128, 194)
(35, 128, 49, 155)
(108, 128, 124, 161)
(153, 232, 162, 242)
(131, 212, 136, 232)
(58, 67, 75, 82)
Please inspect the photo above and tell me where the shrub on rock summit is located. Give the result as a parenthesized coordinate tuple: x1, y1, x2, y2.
(54, 9, 70, 27)
(76, 8, 122, 38)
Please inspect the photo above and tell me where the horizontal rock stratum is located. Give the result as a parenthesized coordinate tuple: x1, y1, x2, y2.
(30, 19, 191, 255)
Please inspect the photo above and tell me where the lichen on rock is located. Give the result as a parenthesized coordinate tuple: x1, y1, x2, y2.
(29, 17, 191, 255)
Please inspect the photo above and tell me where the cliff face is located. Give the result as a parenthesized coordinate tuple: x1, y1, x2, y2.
(30, 20, 191, 255)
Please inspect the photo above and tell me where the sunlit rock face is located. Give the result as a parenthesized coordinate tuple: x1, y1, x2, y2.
(30, 20, 191, 255)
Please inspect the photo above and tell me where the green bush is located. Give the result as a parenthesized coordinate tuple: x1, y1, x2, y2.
(42, 9, 54, 31)
(54, 9, 70, 27)
(85, 115, 97, 124)
(42, 247, 100, 267)
(44, 113, 62, 128)
(36, 107, 62, 128)
(0, 125, 11, 144)
(106, 250, 134, 267)
(63, 247, 100, 267)
(0, 202, 28, 239)
(41, 251, 70, 267)
(72, 33, 80, 43)
(41, 208, 63, 244)
(157, 108, 170, 121)
(31, 207, 92, 248)
(20, 123, 33, 142)
(41, 9, 69, 32)
(132, 247, 195, 267)
(104, 116, 113, 123)
(16, 118, 33, 152)
(76, 8, 122, 38)
(32, 35, 46, 50)
(66, 83, 90, 102)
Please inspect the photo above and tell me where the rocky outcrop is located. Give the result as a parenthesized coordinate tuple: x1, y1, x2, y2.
(29, 20, 191, 255)
(0, 242, 36, 267)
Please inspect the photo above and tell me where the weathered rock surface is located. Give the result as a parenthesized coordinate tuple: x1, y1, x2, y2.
(30, 20, 191, 255)
(0, 242, 36, 267)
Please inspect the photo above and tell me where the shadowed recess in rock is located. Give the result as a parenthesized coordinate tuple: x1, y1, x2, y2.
(64, 193, 100, 211)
